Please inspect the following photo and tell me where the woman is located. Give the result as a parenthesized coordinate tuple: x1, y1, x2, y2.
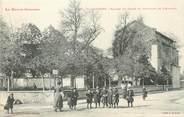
(5, 93, 15, 114)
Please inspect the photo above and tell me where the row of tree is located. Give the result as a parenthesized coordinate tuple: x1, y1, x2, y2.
(0, 0, 111, 90)
(0, 0, 171, 90)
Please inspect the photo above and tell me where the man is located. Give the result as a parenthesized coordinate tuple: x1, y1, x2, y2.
(86, 89, 93, 109)
(126, 88, 134, 107)
(101, 87, 108, 108)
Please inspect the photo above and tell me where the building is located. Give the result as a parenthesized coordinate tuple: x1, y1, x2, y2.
(128, 21, 180, 88)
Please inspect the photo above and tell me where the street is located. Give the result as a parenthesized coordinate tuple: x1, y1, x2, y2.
(1, 89, 184, 117)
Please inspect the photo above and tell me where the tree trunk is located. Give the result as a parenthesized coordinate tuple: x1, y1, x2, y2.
(109, 76, 111, 87)
(41, 74, 45, 92)
(71, 75, 75, 88)
(49, 74, 51, 90)
(118, 75, 122, 86)
(7, 77, 10, 92)
(11, 71, 14, 90)
(92, 73, 95, 89)
(104, 78, 107, 87)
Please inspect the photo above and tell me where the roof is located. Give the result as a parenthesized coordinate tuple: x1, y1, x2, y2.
(128, 20, 176, 43)
(155, 31, 175, 43)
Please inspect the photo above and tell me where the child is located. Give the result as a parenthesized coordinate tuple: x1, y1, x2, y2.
(126, 89, 134, 107)
(86, 89, 93, 109)
(93, 88, 101, 108)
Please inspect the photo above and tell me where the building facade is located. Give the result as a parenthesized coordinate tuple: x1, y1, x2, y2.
(116, 21, 180, 87)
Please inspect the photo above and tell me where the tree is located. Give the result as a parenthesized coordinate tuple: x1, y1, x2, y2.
(160, 64, 172, 85)
(0, 17, 24, 90)
(112, 12, 157, 86)
(60, 0, 103, 87)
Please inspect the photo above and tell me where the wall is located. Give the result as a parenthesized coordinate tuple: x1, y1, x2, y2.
(0, 85, 166, 105)
(1, 77, 85, 90)
(172, 65, 181, 88)
(0, 91, 54, 105)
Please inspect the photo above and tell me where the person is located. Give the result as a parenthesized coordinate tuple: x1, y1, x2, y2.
(101, 87, 108, 108)
(72, 88, 79, 110)
(54, 82, 63, 112)
(33, 83, 37, 90)
(5, 93, 15, 114)
(93, 88, 101, 108)
(107, 87, 113, 108)
(126, 88, 134, 107)
(142, 87, 148, 100)
(67, 90, 73, 109)
(113, 87, 119, 108)
(123, 85, 128, 99)
(86, 89, 93, 109)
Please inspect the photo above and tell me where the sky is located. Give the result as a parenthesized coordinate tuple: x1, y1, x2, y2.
(1, 0, 184, 72)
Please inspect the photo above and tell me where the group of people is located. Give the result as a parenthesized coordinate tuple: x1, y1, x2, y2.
(4, 82, 148, 113)
(54, 82, 79, 112)
(86, 87, 119, 109)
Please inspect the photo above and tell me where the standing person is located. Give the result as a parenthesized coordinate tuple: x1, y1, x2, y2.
(5, 93, 15, 114)
(93, 88, 101, 108)
(142, 87, 148, 100)
(123, 85, 128, 99)
(126, 88, 134, 107)
(54, 82, 63, 112)
(101, 87, 108, 108)
(86, 89, 93, 109)
(113, 87, 119, 108)
(67, 90, 73, 109)
(72, 88, 79, 110)
(107, 87, 113, 108)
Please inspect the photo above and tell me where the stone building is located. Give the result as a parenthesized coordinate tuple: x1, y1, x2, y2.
(128, 21, 180, 88)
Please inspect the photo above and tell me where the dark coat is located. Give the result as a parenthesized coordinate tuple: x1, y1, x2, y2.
(6, 96, 15, 109)
(93, 90, 101, 103)
(72, 91, 79, 106)
(127, 90, 134, 102)
(143, 89, 148, 97)
(86, 92, 93, 103)
(113, 89, 119, 104)
(101, 89, 108, 103)
(67, 91, 73, 106)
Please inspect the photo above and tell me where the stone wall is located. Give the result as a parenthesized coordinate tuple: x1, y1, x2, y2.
(0, 85, 166, 106)
(0, 91, 54, 105)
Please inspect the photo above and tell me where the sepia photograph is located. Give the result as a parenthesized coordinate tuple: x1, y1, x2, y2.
(0, 0, 184, 117)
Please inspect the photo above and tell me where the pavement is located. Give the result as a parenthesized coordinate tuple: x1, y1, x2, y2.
(0, 89, 184, 117)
